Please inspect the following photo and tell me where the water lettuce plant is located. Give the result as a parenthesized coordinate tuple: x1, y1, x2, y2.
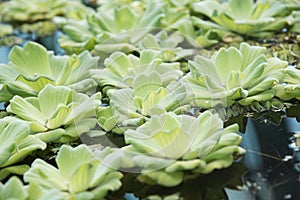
(100, 72, 193, 131)
(273, 67, 300, 101)
(175, 17, 222, 48)
(192, 0, 297, 37)
(122, 111, 245, 187)
(0, 0, 67, 23)
(0, 42, 98, 101)
(59, 1, 163, 56)
(0, 118, 46, 180)
(91, 49, 183, 94)
(24, 144, 123, 200)
(138, 31, 195, 62)
(7, 85, 100, 143)
(185, 42, 288, 109)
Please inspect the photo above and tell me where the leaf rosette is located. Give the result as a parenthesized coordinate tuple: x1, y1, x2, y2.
(0, 118, 46, 180)
(98, 71, 193, 132)
(91, 49, 183, 94)
(59, 1, 164, 56)
(138, 31, 195, 62)
(273, 67, 300, 101)
(192, 0, 298, 37)
(0, 0, 68, 23)
(6, 85, 100, 143)
(184, 42, 288, 109)
(0, 42, 99, 102)
(121, 111, 245, 187)
(24, 144, 123, 200)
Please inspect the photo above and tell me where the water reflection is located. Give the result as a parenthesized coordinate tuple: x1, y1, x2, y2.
(236, 108, 300, 200)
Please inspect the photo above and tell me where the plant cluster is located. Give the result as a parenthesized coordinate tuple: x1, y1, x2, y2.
(0, 0, 300, 199)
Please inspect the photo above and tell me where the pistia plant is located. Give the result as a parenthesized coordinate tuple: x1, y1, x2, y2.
(184, 42, 288, 109)
(59, 1, 164, 56)
(0, 0, 68, 23)
(0, 42, 99, 102)
(6, 84, 100, 143)
(192, 0, 298, 38)
(24, 144, 123, 200)
(97, 72, 193, 132)
(273, 67, 300, 101)
(0, 0, 70, 38)
(138, 31, 195, 62)
(0, 118, 46, 180)
(121, 111, 245, 187)
(91, 49, 183, 94)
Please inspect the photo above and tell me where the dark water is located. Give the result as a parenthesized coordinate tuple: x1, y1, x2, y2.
(106, 105, 300, 200)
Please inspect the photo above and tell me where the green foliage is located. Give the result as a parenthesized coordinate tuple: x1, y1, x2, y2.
(192, 0, 299, 37)
(122, 111, 245, 187)
(1, 0, 300, 196)
(185, 42, 288, 108)
(91, 49, 183, 94)
(0, 0, 68, 23)
(59, 1, 164, 56)
(0, 177, 27, 200)
(273, 67, 300, 100)
(24, 144, 123, 200)
(7, 85, 100, 143)
(0, 42, 98, 101)
(0, 119, 46, 180)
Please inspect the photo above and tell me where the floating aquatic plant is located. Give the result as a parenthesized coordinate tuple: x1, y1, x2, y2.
(0, 0, 68, 23)
(138, 31, 195, 62)
(185, 42, 288, 109)
(0, 118, 46, 180)
(91, 49, 183, 94)
(7, 85, 100, 143)
(24, 144, 123, 200)
(122, 111, 245, 187)
(192, 0, 297, 37)
(59, 1, 163, 56)
(0, 42, 98, 101)
(160, 4, 223, 48)
(273, 67, 300, 101)
(99, 72, 193, 131)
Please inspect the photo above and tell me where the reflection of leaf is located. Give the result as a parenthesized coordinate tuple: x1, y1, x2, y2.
(252, 111, 284, 126)
(114, 163, 246, 200)
(287, 103, 300, 122)
(225, 114, 248, 133)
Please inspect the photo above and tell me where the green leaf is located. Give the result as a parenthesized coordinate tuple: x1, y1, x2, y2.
(0, 119, 30, 167)
(7, 96, 47, 125)
(70, 162, 97, 193)
(139, 170, 183, 187)
(229, 0, 253, 19)
(38, 85, 72, 117)
(214, 47, 243, 82)
(24, 159, 67, 191)
(0, 177, 27, 200)
(9, 42, 52, 76)
(56, 145, 93, 180)
(0, 165, 30, 181)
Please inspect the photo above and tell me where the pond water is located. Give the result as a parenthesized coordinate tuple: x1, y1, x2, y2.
(105, 105, 300, 200)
